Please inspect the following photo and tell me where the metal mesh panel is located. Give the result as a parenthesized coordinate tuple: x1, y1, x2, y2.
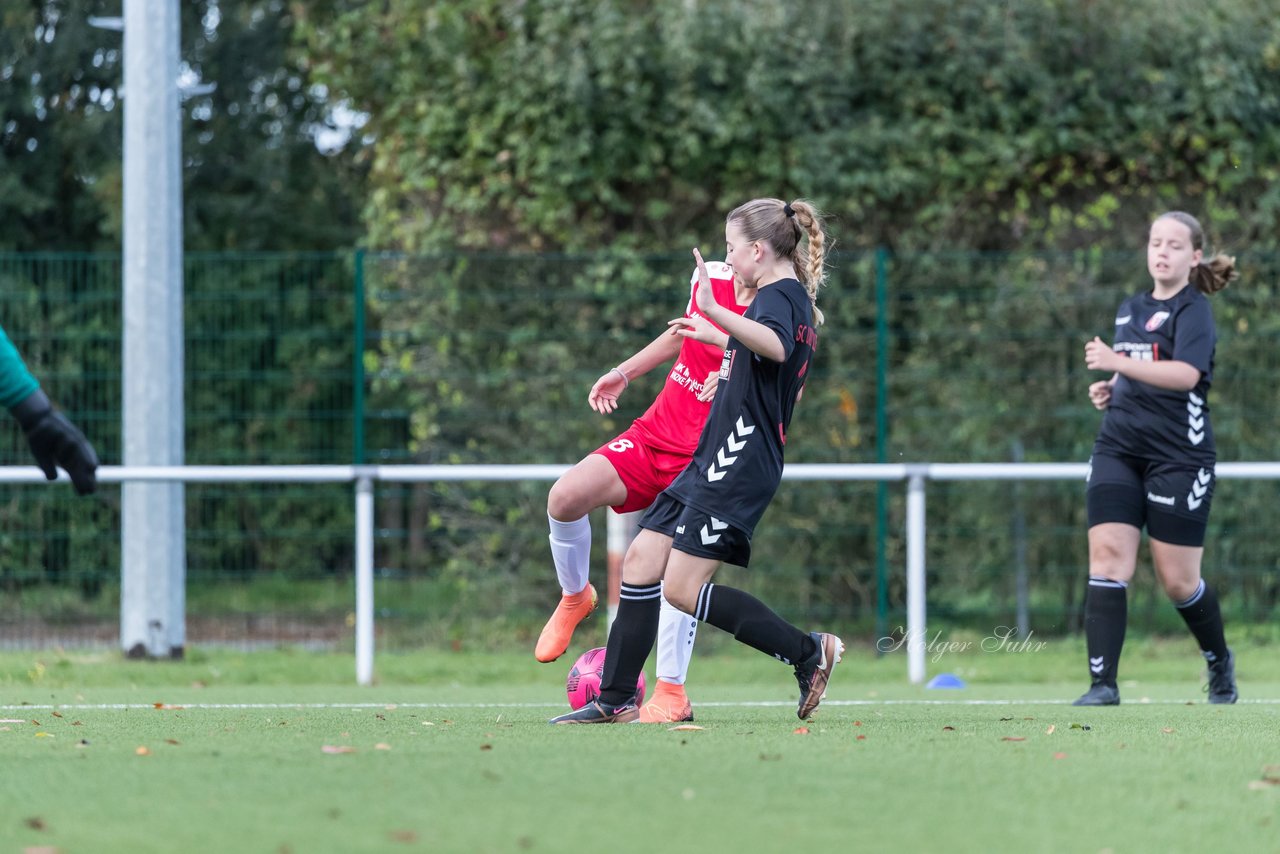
(0, 250, 1277, 650)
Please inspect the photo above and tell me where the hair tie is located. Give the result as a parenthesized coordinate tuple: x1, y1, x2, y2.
(783, 203, 795, 219)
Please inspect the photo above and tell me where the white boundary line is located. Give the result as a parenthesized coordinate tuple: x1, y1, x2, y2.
(4, 698, 1279, 711)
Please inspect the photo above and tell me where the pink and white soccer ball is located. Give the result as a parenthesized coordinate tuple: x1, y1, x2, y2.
(565, 647, 646, 710)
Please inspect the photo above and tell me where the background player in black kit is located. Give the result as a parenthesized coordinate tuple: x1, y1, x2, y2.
(1075, 211, 1239, 706)
(551, 198, 841, 724)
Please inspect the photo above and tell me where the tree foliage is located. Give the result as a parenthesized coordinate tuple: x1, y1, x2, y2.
(300, 0, 1280, 253)
(0, 0, 364, 251)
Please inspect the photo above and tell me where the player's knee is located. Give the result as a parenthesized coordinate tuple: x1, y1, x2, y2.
(660, 580, 698, 614)
(546, 479, 584, 522)
(620, 548, 664, 587)
(1088, 539, 1134, 579)
(1160, 576, 1201, 602)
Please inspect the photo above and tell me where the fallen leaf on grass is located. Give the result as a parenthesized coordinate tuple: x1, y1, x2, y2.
(480, 743, 493, 751)
(389, 830, 418, 844)
(942, 726, 955, 731)
(24, 817, 46, 830)
(999, 716, 1014, 722)
(153, 703, 184, 711)
(135, 746, 151, 756)
(793, 727, 810, 735)
(375, 743, 391, 751)
(669, 725, 703, 732)
(1070, 723, 1091, 731)
(1053, 752, 1068, 760)
(321, 745, 356, 754)
(1001, 737, 1026, 742)
(855, 735, 866, 741)
(34, 732, 53, 738)
(1046, 725, 1056, 735)
(164, 739, 180, 746)
(853, 721, 862, 726)
(1248, 764, 1280, 788)
(1161, 727, 1175, 734)
(50, 712, 62, 719)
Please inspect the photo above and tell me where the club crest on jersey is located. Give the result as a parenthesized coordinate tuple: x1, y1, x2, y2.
(1145, 311, 1170, 332)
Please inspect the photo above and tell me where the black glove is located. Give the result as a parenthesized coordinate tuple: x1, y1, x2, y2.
(9, 389, 99, 496)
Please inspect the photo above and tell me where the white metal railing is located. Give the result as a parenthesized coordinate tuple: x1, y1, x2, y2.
(6, 462, 1279, 685)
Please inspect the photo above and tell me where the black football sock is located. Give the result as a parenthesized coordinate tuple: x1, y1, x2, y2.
(1174, 580, 1230, 664)
(1083, 577, 1127, 686)
(695, 582, 814, 665)
(598, 582, 661, 707)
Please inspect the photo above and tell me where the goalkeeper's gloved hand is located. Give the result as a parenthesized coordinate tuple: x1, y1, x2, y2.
(9, 389, 99, 496)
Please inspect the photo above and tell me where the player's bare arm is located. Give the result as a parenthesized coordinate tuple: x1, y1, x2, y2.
(1084, 336, 1200, 391)
(692, 248, 786, 362)
(587, 329, 683, 414)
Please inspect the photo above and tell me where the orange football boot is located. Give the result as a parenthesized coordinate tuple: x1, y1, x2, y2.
(637, 679, 694, 723)
(534, 583, 598, 663)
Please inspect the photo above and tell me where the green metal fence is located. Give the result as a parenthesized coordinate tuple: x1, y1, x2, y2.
(0, 249, 1277, 650)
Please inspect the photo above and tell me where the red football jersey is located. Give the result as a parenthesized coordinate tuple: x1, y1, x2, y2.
(631, 261, 751, 454)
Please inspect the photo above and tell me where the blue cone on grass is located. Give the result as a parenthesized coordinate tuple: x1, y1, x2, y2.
(926, 673, 966, 689)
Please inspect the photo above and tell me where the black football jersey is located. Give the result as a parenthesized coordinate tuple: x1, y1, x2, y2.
(664, 278, 817, 535)
(1094, 285, 1216, 465)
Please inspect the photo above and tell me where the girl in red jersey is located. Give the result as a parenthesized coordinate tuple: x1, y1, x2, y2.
(537, 261, 754, 723)
(551, 198, 839, 725)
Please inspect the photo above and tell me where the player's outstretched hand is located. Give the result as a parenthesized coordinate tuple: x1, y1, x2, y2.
(1084, 336, 1117, 372)
(1088, 380, 1113, 411)
(698, 370, 719, 403)
(587, 369, 628, 415)
(691, 248, 720, 318)
(10, 389, 99, 495)
(667, 311, 725, 348)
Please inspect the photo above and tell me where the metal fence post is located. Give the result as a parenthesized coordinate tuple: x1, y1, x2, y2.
(120, 0, 185, 660)
(355, 471, 375, 686)
(905, 466, 927, 684)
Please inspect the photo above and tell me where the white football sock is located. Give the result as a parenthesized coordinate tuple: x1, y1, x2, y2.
(655, 587, 697, 684)
(548, 513, 592, 596)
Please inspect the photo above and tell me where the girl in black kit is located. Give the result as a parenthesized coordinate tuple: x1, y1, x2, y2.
(1075, 211, 1239, 706)
(551, 198, 841, 724)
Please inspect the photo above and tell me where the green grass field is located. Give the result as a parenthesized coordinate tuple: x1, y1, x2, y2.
(3, 637, 1279, 853)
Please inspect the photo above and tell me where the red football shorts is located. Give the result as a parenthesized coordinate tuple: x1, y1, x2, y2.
(592, 424, 692, 514)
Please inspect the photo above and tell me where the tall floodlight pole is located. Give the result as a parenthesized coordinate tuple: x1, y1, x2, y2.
(120, 0, 186, 659)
